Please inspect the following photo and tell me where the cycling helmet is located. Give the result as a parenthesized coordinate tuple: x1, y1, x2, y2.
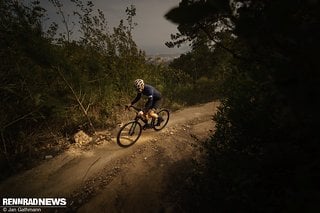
(134, 79, 144, 92)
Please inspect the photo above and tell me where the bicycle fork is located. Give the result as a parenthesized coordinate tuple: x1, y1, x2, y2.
(129, 122, 137, 136)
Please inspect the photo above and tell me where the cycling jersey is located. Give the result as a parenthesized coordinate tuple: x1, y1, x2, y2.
(131, 84, 162, 110)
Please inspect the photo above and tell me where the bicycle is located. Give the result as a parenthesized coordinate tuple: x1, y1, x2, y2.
(116, 105, 170, 147)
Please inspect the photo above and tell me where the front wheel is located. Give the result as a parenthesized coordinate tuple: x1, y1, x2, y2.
(117, 121, 142, 147)
(153, 109, 170, 131)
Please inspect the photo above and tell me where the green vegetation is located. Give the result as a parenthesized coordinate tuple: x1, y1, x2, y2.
(1, 0, 319, 211)
(0, 0, 208, 178)
(165, 0, 320, 212)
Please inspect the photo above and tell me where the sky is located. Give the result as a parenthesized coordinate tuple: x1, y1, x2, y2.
(40, 0, 189, 55)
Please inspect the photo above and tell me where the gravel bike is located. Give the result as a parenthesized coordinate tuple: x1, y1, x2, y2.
(117, 105, 170, 147)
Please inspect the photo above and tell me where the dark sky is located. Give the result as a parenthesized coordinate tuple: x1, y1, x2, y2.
(40, 0, 189, 55)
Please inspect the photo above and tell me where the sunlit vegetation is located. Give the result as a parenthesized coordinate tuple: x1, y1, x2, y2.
(0, 0, 216, 178)
(2, 0, 319, 211)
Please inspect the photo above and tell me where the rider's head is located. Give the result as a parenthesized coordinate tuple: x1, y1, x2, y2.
(134, 79, 144, 92)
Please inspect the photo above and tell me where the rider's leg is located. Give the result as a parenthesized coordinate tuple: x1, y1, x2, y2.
(147, 109, 165, 126)
(144, 99, 162, 127)
(141, 113, 150, 129)
(140, 111, 149, 124)
(147, 98, 161, 119)
(147, 109, 162, 127)
(148, 109, 164, 126)
(147, 109, 158, 119)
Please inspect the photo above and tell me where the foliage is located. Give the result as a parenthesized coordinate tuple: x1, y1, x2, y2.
(165, 0, 320, 212)
(0, 0, 200, 179)
(167, 33, 225, 104)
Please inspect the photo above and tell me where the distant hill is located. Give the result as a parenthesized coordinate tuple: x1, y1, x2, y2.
(146, 53, 181, 65)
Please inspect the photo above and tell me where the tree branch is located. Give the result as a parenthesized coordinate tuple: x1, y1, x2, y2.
(55, 66, 96, 133)
(198, 23, 245, 60)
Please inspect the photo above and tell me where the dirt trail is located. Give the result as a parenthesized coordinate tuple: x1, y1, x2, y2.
(0, 101, 219, 212)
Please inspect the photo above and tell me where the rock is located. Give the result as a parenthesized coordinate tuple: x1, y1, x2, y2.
(45, 155, 53, 159)
(73, 130, 92, 146)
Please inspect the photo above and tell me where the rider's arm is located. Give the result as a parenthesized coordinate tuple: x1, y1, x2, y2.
(131, 92, 142, 105)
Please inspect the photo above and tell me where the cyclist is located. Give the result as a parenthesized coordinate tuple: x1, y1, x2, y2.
(127, 79, 163, 128)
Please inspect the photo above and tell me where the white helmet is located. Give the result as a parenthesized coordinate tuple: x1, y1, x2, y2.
(134, 79, 144, 91)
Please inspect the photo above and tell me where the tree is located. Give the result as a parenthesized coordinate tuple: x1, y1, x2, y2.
(0, 0, 148, 178)
(165, 0, 320, 212)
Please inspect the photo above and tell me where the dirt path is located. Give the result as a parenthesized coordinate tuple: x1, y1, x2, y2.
(0, 101, 219, 212)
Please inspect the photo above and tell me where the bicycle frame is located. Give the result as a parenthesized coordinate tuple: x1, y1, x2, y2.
(117, 105, 170, 147)
(127, 105, 153, 127)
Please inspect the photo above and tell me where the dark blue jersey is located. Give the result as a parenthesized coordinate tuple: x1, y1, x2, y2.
(131, 84, 161, 109)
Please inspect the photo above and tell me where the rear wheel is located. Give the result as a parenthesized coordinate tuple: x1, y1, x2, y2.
(117, 121, 142, 147)
(153, 109, 170, 131)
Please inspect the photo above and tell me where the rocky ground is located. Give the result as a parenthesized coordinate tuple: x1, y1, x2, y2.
(0, 101, 219, 212)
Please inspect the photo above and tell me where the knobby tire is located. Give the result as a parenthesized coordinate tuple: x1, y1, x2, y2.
(153, 109, 170, 131)
(117, 121, 142, 147)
